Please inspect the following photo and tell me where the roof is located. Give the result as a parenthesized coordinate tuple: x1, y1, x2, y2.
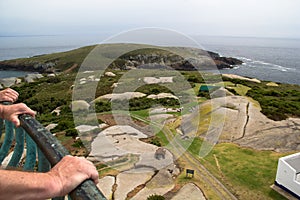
(282, 152, 300, 172)
(199, 85, 220, 92)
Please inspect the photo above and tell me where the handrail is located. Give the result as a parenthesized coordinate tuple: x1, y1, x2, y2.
(18, 114, 107, 200)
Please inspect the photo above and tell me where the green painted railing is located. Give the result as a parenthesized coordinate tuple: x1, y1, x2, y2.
(0, 109, 106, 200)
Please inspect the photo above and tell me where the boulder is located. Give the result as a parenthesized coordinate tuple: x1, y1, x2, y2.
(147, 93, 178, 100)
(51, 107, 61, 116)
(15, 78, 22, 84)
(75, 125, 99, 133)
(47, 73, 56, 77)
(0, 77, 18, 87)
(71, 100, 90, 112)
(24, 73, 44, 83)
(45, 123, 58, 131)
(105, 72, 116, 77)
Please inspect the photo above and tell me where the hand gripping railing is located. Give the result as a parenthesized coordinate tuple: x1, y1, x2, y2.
(0, 108, 106, 200)
(19, 114, 107, 200)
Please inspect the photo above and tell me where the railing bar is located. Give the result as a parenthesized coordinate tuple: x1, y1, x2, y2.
(0, 121, 14, 164)
(37, 148, 51, 173)
(0, 119, 3, 139)
(23, 133, 37, 171)
(7, 127, 25, 167)
(19, 115, 107, 200)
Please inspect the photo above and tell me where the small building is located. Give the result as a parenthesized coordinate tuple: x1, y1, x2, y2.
(199, 85, 220, 92)
(274, 152, 300, 199)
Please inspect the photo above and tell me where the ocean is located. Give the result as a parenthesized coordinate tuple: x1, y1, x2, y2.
(0, 35, 299, 85)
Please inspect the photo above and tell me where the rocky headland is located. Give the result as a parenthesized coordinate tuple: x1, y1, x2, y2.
(0, 44, 242, 75)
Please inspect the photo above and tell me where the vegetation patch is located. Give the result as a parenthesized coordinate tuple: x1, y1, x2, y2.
(222, 77, 300, 120)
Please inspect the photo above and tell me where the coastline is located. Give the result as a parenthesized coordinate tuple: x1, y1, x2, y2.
(0, 39, 299, 85)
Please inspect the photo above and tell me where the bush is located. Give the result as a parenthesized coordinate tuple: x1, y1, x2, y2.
(147, 194, 165, 200)
(150, 137, 162, 147)
(95, 100, 111, 112)
(52, 119, 75, 132)
(72, 140, 83, 148)
(65, 128, 78, 137)
(47, 76, 61, 83)
(198, 91, 210, 99)
(246, 84, 300, 121)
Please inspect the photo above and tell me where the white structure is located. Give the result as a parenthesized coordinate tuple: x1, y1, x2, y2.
(275, 152, 300, 198)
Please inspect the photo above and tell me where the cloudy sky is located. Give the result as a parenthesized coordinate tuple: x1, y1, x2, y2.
(1, 0, 300, 38)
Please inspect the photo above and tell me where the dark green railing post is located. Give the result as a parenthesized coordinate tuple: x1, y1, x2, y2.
(0, 121, 14, 163)
(23, 133, 37, 171)
(8, 127, 25, 167)
(19, 114, 107, 200)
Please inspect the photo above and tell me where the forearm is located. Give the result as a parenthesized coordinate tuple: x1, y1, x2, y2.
(0, 170, 59, 200)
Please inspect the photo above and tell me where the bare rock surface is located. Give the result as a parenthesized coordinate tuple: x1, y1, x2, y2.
(201, 96, 300, 152)
(115, 168, 155, 200)
(97, 176, 115, 200)
(147, 93, 178, 100)
(131, 167, 175, 200)
(143, 77, 173, 84)
(222, 73, 261, 83)
(171, 183, 206, 200)
(93, 92, 146, 101)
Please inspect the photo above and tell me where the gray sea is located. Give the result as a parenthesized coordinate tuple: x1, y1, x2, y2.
(0, 35, 299, 85)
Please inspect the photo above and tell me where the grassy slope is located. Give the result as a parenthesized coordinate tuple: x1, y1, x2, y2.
(183, 138, 288, 200)
(1, 45, 95, 72)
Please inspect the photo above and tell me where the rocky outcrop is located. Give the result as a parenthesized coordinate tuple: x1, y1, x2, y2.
(0, 77, 22, 87)
(24, 73, 44, 83)
(0, 61, 56, 73)
(0, 73, 43, 87)
(197, 95, 300, 152)
(119, 48, 243, 71)
(208, 51, 243, 68)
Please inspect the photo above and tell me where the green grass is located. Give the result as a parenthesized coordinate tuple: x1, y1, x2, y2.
(186, 138, 288, 200)
(155, 131, 169, 146)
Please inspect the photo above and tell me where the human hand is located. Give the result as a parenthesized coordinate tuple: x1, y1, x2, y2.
(47, 155, 99, 197)
(0, 103, 36, 127)
(0, 88, 19, 103)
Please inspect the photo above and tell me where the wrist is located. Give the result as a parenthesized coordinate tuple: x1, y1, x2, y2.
(46, 170, 64, 197)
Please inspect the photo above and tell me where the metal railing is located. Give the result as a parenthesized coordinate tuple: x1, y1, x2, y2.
(0, 110, 106, 200)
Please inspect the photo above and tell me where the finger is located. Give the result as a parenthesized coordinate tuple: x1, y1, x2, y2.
(0, 96, 13, 102)
(4, 95, 17, 102)
(91, 170, 99, 184)
(5, 88, 19, 96)
(19, 103, 36, 117)
(11, 117, 20, 127)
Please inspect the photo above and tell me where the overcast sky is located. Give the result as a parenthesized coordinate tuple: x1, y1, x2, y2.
(1, 0, 300, 38)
